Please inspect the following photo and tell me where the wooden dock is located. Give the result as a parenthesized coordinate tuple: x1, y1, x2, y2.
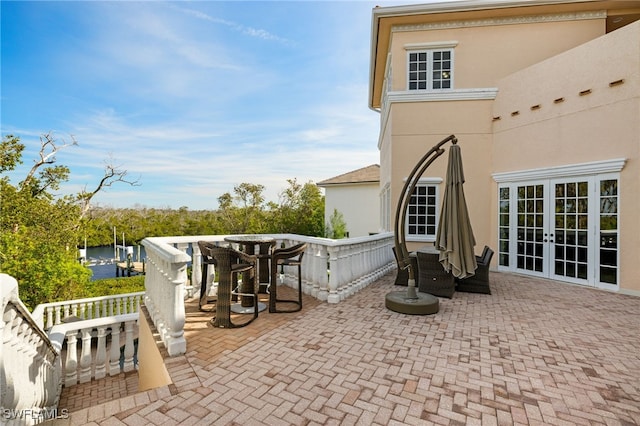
(116, 261, 145, 277)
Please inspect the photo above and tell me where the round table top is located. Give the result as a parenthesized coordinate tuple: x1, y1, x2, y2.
(224, 235, 275, 245)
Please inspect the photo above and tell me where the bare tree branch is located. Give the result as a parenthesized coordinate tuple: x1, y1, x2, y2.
(77, 159, 141, 218)
(21, 132, 77, 190)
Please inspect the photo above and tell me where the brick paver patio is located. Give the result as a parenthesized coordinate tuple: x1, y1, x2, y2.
(52, 271, 640, 425)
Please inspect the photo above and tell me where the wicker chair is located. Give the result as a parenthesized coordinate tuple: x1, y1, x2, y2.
(207, 245, 260, 328)
(416, 251, 455, 298)
(269, 243, 307, 313)
(197, 241, 218, 312)
(455, 246, 494, 294)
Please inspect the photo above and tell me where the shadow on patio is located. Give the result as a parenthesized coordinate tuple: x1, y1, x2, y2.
(53, 271, 640, 425)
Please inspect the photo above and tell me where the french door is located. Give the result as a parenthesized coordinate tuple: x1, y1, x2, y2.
(498, 175, 619, 290)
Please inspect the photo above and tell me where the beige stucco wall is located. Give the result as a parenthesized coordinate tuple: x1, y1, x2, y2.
(383, 16, 607, 255)
(378, 9, 639, 292)
(387, 100, 494, 252)
(491, 20, 640, 292)
(390, 18, 604, 91)
(325, 183, 381, 237)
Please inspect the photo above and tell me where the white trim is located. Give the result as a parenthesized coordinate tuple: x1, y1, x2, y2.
(387, 88, 498, 103)
(405, 41, 458, 50)
(403, 177, 443, 184)
(492, 158, 626, 183)
(392, 10, 606, 32)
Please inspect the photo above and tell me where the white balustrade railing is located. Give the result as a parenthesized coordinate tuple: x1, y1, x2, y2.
(1, 274, 62, 425)
(142, 233, 395, 356)
(48, 314, 138, 386)
(32, 292, 144, 332)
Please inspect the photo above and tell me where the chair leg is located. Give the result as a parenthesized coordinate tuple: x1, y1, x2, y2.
(269, 263, 302, 313)
(212, 275, 232, 328)
(228, 271, 259, 328)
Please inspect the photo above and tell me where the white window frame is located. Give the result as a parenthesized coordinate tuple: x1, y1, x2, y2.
(405, 178, 442, 242)
(405, 41, 457, 91)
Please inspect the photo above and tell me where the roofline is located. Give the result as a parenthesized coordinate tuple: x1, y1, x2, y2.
(317, 180, 380, 188)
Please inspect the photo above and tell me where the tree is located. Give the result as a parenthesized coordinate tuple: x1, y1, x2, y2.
(0, 133, 137, 309)
(217, 183, 268, 234)
(269, 179, 325, 236)
(325, 209, 348, 239)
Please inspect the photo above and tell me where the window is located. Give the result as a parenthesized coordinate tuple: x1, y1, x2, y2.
(408, 49, 453, 90)
(406, 183, 439, 240)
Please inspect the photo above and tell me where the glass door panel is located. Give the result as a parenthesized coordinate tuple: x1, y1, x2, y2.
(515, 183, 546, 276)
(551, 180, 590, 284)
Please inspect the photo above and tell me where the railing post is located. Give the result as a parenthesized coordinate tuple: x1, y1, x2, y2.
(95, 326, 108, 380)
(109, 324, 121, 376)
(327, 246, 341, 303)
(123, 320, 136, 372)
(65, 333, 78, 386)
(79, 328, 92, 383)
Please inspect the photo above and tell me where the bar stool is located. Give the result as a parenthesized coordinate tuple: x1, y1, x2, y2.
(209, 246, 259, 328)
(197, 241, 218, 312)
(269, 243, 307, 313)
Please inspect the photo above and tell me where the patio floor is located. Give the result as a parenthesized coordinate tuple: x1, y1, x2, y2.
(52, 271, 640, 425)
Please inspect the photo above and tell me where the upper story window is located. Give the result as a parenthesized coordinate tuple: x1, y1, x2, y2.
(405, 41, 457, 91)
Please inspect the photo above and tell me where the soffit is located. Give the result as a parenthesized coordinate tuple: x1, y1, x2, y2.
(369, 0, 640, 110)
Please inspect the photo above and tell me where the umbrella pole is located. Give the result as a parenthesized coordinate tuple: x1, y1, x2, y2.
(386, 134, 457, 315)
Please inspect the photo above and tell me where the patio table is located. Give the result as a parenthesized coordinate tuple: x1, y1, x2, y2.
(224, 235, 275, 313)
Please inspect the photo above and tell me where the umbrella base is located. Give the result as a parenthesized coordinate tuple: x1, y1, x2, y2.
(385, 290, 439, 315)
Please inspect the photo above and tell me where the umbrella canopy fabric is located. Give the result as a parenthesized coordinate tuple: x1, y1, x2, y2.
(435, 143, 477, 279)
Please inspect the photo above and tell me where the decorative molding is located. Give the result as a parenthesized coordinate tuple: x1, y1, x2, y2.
(403, 177, 444, 184)
(392, 11, 606, 32)
(492, 158, 626, 183)
(387, 88, 498, 103)
(404, 40, 459, 51)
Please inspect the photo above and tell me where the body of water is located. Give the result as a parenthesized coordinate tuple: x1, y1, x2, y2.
(84, 245, 146, 280)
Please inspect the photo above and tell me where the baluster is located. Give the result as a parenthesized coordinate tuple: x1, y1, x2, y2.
(17, 322, 30, 406)
(129, 295, 135, 314)
(109, 323, 121, 376)
(116, 298, 122, 316)
(101, 299, 107, 319)
(123, 320, 135, 372)
(54, 306, 61, 327)
(108, 298, 114, 317)
(63, 305, 70, 320)
(71, 304, 78, 319)
(46, 307, 53, 330)
(65, 332, 78, 386)
(87, 302, 94, 320)
(2, 309, 18, 408)
(95, 326, 108, 379)
(79, 328, 92, 383)
(79, 303, 86, 320)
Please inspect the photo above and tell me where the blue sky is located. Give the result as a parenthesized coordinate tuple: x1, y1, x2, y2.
(1, 0, 425, 210)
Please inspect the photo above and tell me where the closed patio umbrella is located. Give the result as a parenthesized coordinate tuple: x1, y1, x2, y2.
(435, 143, 477, 279)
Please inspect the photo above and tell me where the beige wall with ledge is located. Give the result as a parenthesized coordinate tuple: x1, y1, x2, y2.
(491, 20, 640, 292)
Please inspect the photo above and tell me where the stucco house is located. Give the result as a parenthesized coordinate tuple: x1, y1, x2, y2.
(369, 0, 640, 295)
(317, 164, 381, 237)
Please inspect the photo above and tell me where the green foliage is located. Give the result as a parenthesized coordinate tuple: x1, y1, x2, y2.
(1, 134, 91, 309)
(325, 209, 348, 239)
(84, 276, 145, 297)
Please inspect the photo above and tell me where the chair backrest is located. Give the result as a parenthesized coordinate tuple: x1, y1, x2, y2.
(198, 241, 218, 265)
(477, 245, 489, 260)
(273, 242, 307, 262)
(480, 247, 494, 266)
